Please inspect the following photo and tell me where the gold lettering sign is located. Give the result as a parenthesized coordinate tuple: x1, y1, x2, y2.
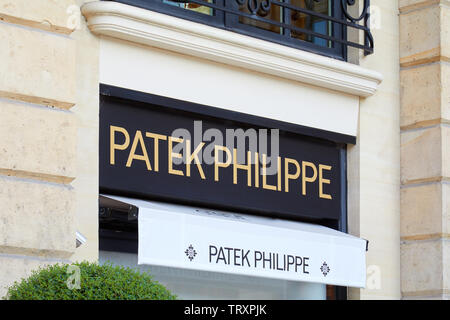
(109, 125, 334, 200)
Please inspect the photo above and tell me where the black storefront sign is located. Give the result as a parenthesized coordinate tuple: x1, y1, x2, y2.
(100, 85, 348, 225)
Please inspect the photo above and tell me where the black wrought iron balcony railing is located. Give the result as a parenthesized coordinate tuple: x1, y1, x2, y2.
(106, 0, 373, 61)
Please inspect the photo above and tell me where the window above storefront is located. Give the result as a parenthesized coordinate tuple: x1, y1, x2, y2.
(82, 1, 382, 98)
(104, 0, 373, 61)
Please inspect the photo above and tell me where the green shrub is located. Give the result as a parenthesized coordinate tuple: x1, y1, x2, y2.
(4, 261, 177, 300)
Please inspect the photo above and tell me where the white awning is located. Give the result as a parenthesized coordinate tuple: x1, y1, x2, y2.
(101, 194, 367, 288)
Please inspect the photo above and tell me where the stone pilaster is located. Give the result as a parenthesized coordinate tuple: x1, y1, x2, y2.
(399, 0, 450, 299)
(0, 0, 99, 298)
(348, 0, 401, 300)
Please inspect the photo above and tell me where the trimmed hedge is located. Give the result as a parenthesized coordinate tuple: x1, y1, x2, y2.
(4, 261, 176, 300)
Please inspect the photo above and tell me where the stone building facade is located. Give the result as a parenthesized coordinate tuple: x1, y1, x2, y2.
(399, 0, 450, 299)
(0, 0, 447, 299)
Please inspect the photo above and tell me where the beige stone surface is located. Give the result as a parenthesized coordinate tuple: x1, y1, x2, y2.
(0, 100, 77, 182)
(0, 0, 77, 34)
(399, 2, 450, 64)
(71, 126, 99, 263)
(401, 125, 449, 184)
(401, 63, 450, 128)
(0, 254, 66, 298)
(399, 4, 449, 66)
(445, 237, 450, 291)
(401, 182, 450, 238)
(444, 126, 450, 178)
(401, 239, 449, 296)
(0, 22, 76, 108)
(0, 176, 75, 257)
(441, 4, 450, 60)
(0, 0, 99, 300)
(347, 0, 401, 300)
(400, 0, 450, 301)
(399, 0, 450, 11)
(440, 62, 449, 121)
(400, 4, 439, 57)
(69, 0, 100, 263)
(398, 0, 427, 8)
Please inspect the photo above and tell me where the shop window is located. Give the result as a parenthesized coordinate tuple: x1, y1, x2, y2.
(105, 0, 373, 61)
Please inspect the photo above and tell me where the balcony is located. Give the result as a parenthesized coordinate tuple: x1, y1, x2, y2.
(82, 0, 382, 98)
(104, 0, 373, 61)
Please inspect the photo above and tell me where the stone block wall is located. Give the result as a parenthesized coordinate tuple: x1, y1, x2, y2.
(348, 0, 402, 300)
(399, 0, 450, 299)
(0, 0, 99, 298)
